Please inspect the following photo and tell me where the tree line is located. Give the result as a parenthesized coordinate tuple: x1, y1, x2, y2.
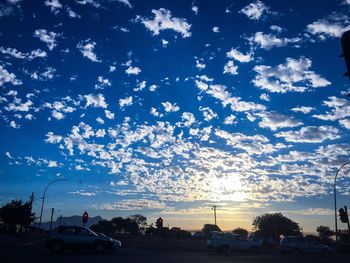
(1, 198, 349, 243)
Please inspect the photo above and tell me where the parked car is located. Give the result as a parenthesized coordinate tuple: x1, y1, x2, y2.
(46, 225, 122, 253)
(97, 232, 122, 250)
(206, 232, 262, 254)
(279, 236, 332, 255)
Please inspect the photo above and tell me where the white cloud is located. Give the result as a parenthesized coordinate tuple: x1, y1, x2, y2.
(192, 5, 198, 15)
(97, 199, 166, 210)
(199, 106, 217, 121)
(77, 39, 101, 62)
(5, 99, 33, 112)
(162, 101, 180, 112)
(252, 32, 300, 50)
(125, 66, 141, 75)
(239, 0, 270, 20)
(162, 39, 169, 47)
(313, 96, 350, 123)
(70, 190, 95, 196)
(0, 46, 47, 60)
(196, 59, 206, 70)
(45, 132, 63, 144)
(96, 117, 104, 124)
(212, 26, 220, 33)
(258, 112, 303, 131)
(259, 93, 270, 101)
(340, 119, 350, 129)
(83, 94, 108, 108)
(119, 96, 133, 108)
(253, 57, 331, 93)
(115, 0, 132, 8)
(291, 106, 314, 114)
(45, 0, 62, 14)
(306, 13, 350, 39)
(104, 110, 115, 120)
(34, 29, 59, 50)
(150, 107, 163, 117)
(224, 115, 236, 125)
(181, 112, 196, 126)
(47, 160, 58, 167)
(95, 76, 111, 89)
(52, 110, 65, 120)
(9, 120, 20, 129)
(137, 8, 191, 38)
(0, 65, 22, 86)
(95, 129, 106, 137)
(75, 0, 101, 8)
(275, 126, 340, 143)
(223, 60, 238, 75)
(226, 48, 252, 62)
(66, 7, 81, 18)
(30, 67, 56, 81)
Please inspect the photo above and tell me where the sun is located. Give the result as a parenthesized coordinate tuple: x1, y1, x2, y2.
(209, 175, 247, 202)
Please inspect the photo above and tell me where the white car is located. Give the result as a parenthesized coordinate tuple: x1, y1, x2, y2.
(207, 232, 262, 254)
(279, 236, 331, 255)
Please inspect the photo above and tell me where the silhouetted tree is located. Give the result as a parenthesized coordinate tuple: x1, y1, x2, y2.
(252, 213, 301, 240)
(111, 217, 139, 234)
(316, 226, 334, 241)
(169, 227, 191, 239)
(202, 224, 221, 236)
(145, 224, 157, 236)
(0, 200, 36, 233)
(128, 214, 147, 230)
(232, 227, 249, 237)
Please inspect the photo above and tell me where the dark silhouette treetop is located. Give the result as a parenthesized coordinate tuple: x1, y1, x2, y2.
(232, 227, 249, 237)
(128, 214, 147, 229)
(0, 200, 36, 229)
(316, 225, 334, 241)
(252, 213, 301, 239)
(202, 224, 221, 236)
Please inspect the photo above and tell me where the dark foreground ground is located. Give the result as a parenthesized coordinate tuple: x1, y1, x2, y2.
(1, 234, 349, 263)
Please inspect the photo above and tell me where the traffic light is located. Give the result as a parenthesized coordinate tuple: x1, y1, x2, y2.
(156, 217, 163, 229)
(338, 207, 349, 223)
(341, 30, 350, 79)
(82, 211, 89, 224)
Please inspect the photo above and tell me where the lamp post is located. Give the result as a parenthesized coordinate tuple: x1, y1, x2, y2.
(38, 179, 67, 231)
(334, 161, 350, 242)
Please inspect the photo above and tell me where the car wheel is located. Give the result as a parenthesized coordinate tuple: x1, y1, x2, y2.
(51, 242, 63, 253)
(249, 246, 259, 254)
(95, 243, 105, 254)
(292, 248, 300, 254)
(218, 245, 229, 255)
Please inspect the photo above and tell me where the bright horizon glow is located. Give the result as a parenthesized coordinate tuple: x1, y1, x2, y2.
(1, 0, 350, 235)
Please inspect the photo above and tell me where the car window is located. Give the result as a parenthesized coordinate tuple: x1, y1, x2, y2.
(63, 228, 77, 235)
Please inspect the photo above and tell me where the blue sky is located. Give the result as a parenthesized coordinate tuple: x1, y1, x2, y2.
(1, 0, 350, 232)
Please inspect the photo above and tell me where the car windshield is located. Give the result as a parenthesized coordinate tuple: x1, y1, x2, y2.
(84, 227, 98, 236)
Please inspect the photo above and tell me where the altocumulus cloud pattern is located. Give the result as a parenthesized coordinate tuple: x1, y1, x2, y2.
(0, 0, 350, 230)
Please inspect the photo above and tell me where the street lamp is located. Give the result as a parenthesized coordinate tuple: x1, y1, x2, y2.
(38, 179, 67, 231)
(334, 161, 350, 241)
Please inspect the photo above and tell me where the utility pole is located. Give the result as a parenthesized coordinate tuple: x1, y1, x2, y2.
(38, 179, 67, 232)
(29, 192, 34, 228)
(212, 205, 217, 226)
(49, 208, 54, 231)
(345, 206, 350, 233)
(334, 161, 350, 241)
(29, 192, 34, 209)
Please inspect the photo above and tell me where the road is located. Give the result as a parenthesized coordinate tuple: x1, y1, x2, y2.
(0, 235, 349, 263)
(1, 245, 349, 263)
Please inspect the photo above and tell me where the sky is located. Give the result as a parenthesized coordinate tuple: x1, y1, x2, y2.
(1, 0, 350, 233)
